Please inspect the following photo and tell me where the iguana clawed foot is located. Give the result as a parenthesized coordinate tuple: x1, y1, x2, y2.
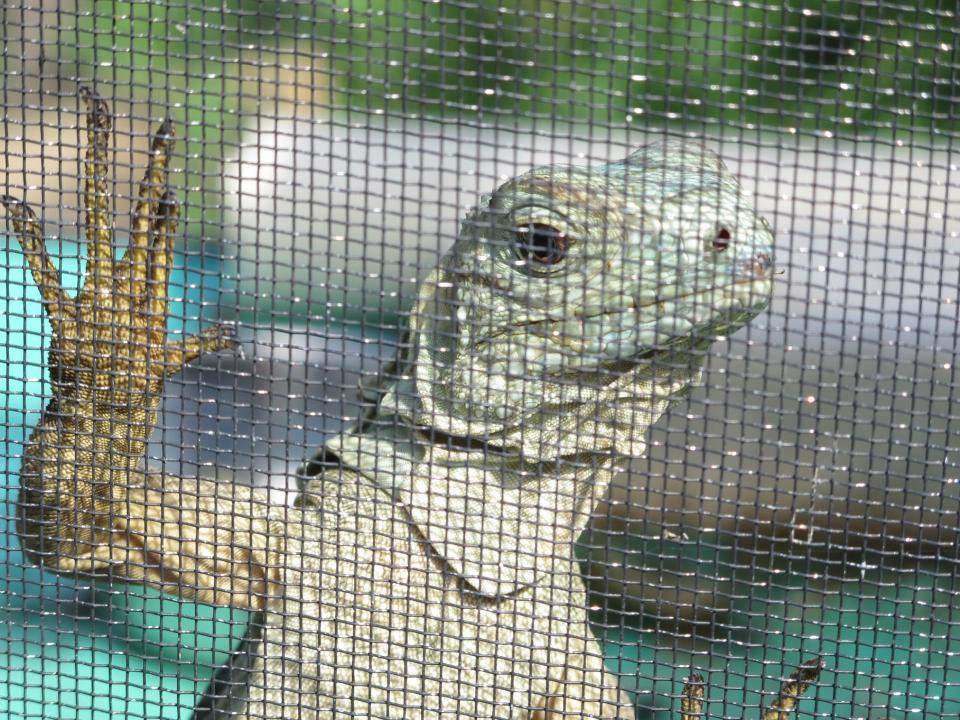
(680, 657, 823, 720)
(1, 89, 233, 406)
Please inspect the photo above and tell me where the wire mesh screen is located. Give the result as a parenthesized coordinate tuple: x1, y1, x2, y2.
(1, 1, 958, 718)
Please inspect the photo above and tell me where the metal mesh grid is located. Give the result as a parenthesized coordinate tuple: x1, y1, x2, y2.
(1, 1, 958, 718)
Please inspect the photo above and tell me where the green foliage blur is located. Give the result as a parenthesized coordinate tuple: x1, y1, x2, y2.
(324, 0, 958, 136)
(55, 0, 956, 230)
(66, 0, 956, 135)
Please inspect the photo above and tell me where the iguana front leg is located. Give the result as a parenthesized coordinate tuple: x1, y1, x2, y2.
(5, 89, 270, 609)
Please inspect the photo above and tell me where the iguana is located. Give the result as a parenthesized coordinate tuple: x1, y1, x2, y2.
(3, 91, 815, 719)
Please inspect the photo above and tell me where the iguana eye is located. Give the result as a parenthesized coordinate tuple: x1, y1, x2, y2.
(514, 223, 568, 266)
(712, 227, 731, 252)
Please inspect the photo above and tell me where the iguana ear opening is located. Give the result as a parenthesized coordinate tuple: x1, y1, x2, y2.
(408, 266, 523, 438)
(412, 268, 459, 382)
(408, 268, 478, 435)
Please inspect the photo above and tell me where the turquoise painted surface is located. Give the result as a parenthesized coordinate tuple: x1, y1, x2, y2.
(0, 238, 249, 719)
(589, 539, 960, 719)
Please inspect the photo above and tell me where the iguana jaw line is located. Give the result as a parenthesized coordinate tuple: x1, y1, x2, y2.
(470, 273, 772, 373)
(579, 272, 773, 318)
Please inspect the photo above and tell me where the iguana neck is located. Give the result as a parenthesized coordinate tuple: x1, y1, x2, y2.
(318, 342, 701, 485)
(298, 340, 705, 598)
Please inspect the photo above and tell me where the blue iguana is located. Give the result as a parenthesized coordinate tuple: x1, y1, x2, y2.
(3, 91, 813, 719)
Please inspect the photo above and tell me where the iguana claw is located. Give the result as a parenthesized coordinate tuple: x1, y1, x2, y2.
(1, 90, 233, 397)
(679, 658, 823, 719)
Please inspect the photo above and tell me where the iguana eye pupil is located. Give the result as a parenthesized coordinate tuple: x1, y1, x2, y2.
(515, 223, 567, 266)
(713, 227, 732, 252)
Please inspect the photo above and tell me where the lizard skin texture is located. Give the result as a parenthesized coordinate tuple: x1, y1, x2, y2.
(5, 91, 779, 719)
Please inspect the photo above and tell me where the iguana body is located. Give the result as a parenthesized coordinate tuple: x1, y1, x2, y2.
(5, 93, 777, 719)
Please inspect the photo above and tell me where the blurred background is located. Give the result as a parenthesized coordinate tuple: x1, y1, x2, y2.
(1, 1, 958, 718)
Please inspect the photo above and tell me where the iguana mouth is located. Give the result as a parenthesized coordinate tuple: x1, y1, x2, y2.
(473, 273, 772, 368)
(456, 273, 773, 387)
(575, 273, 772, 321)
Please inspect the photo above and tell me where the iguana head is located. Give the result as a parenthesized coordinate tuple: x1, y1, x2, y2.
(327, 140, 775, 597)
(410, 140, 774, 458)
